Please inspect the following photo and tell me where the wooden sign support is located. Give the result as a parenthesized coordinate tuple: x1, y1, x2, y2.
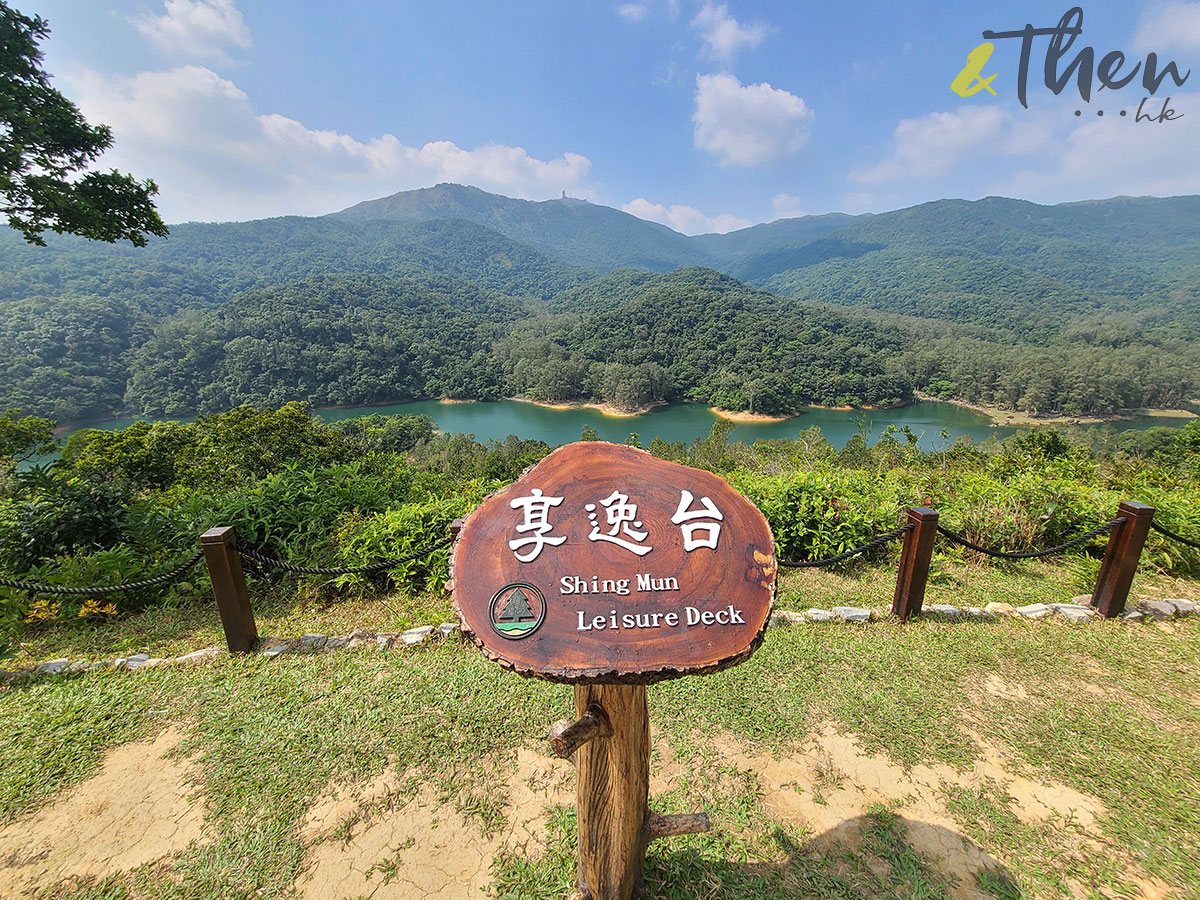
(451, 442, 773, 900)
(550, 684, 710, 900)
(201, 526, 258, 652)
(892, 507, 939, 622)
(1091, 501, 1155, 618)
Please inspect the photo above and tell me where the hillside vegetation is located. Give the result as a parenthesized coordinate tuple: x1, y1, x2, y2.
(1, 185, 1198, 423)
(3, 403, 1199, 646)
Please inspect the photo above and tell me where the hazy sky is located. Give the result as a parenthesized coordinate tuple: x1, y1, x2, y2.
(20, 1, 1200, 232)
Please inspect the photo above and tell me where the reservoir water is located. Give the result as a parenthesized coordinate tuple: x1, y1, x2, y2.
(68, 399, 1190, 452)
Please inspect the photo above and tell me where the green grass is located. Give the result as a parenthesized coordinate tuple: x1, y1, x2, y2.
(2, 562, 1199, 899)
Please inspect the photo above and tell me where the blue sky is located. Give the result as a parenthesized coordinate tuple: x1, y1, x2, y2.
(21, 0, 1200, 232)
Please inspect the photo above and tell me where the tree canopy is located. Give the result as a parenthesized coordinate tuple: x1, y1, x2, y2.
(0, 2, 167, 246)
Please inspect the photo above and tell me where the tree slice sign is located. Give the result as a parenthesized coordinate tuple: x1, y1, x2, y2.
(451, 442, 777, 683)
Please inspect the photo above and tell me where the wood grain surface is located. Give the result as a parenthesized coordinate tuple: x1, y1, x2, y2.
(574, 683, 649, 900)
(451, 442, 776, 684)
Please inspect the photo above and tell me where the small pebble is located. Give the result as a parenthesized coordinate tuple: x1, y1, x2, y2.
(1139, 600, 1176, 619)
(832, 606, 871, 623)
(174, 646, 222, 665)
(769, 610, 806, 627)
(401, 625, 435, 646)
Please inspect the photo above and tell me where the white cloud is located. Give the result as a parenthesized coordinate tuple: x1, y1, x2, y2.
(770, 193, 805, 218)
(1134, 1, 1200, 50)
(691, 2, 770, 63)
(849, 107, 1013, 184)
(617, 3, 649, 22)
(65, 66, 594, 223)
(133, 0, 251, 61)
(851, 93, 1200, 204)
(1000, 93, 1200, 201)
(622, 198, 750, 234)
(692, 73, 813, 166)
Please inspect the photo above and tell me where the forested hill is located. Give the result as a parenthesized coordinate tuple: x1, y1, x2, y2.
(332, 186, 1200, 342)
(2, 184, 1198, 424)
(0, 215, 591, 306)
(331, 183, 712, 272)
(119, 268, 913, 418)
(747, 195, 1200, 342)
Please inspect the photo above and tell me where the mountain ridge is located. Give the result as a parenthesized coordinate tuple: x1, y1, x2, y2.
(2, 183, 1197, 423)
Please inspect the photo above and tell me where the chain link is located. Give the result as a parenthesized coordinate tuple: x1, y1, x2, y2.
(0, 551, 205, 596)
(779, 524, 913, 569)
(234, 536, 452, 576)
(935, 518, 1123, 560)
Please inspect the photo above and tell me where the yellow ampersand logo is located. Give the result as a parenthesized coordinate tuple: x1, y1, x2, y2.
(950, 42, 998, 96)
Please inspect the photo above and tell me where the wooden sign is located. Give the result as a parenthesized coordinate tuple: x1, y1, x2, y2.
(451, 442, 777, 684)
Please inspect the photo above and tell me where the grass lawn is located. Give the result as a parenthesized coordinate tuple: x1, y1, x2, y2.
(2, 559, 1198, 899)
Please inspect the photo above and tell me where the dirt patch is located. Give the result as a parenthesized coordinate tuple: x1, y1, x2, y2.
(292, 727, 1124, 900)
(982, 674, 1033, 702)
(0, 726, 206, 898)
(295, 747, 574, 899)
(711, 726, 1107, 899)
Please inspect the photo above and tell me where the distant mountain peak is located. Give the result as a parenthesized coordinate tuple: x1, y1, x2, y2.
(329, 183, 711, 273)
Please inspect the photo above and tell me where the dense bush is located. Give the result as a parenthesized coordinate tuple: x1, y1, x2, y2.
(2, 409, 1199, 642)
(64, 402, 355, 490)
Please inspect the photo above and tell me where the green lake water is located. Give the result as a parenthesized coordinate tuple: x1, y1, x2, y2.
(66, 399, 1192, 452)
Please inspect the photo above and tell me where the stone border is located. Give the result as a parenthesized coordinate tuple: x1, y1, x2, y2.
(768, 596, 1196, 627)
(2, 622, 464, 682)
(4, 597, 1197, 683)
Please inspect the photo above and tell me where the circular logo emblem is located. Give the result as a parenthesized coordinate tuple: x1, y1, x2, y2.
(489, 583, 546, 640)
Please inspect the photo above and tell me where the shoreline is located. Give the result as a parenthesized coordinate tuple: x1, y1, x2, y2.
(915, 391, 1198, 427)
(710, 407, 795, 423)
(52, 394, 1199, 437)
(510, 397, 668, 418)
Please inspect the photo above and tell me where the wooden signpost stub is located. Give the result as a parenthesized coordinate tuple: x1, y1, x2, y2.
(200, 526, 258, 652)
(452, 442, 775, 899)
(892, 507, 939, 622)
(1091, 501, 1155, 618)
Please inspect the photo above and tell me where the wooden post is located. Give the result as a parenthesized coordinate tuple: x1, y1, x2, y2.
(892, 507, 939, 622)
(573, 683, 649, 900)
(1091, 502, 1155, 618)
(201, 526, 258, 652)
(559, 684, 710, 900)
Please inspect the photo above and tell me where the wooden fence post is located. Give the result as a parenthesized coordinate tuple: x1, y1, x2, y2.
(1091, 502, 1155, 618)
(892, 507, 939, 622)
(201, 526, 258, 652)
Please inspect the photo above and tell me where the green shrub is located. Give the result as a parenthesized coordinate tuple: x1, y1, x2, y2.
(333, 478, 503, 595)
(65, 402, 354, 492)
(177, 460, 417, 561)
(731, 467, 902, 563)
(329, 414, 436, 454)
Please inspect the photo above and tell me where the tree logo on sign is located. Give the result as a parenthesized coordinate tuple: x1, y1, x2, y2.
(489, 583, 546, 640)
